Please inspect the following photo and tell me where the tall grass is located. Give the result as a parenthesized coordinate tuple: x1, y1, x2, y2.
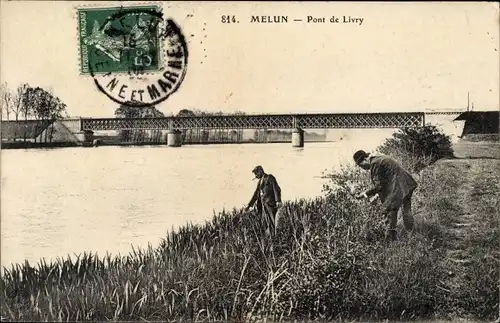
(1, 126, 498, 322)
(0, 196, 445, 322)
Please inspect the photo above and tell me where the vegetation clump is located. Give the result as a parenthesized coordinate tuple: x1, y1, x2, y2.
(377, 125, 454, 172)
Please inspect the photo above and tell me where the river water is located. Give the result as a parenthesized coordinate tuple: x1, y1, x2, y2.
(0, 124, 461, 268)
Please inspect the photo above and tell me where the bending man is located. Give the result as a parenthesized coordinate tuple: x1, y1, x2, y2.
(246, 165, 282, 234)
(353, 150, 417, 242)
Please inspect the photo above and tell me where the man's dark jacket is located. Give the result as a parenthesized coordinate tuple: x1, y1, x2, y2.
(366, 155, 418, 212)
(248, 174, 282, 219)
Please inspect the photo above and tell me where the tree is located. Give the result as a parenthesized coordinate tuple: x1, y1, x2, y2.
(176, 109, 196, 117)
(114, 103, 165, 143)
(115, 104, 165, 118)
(175, 109, 195, 142)
(175, 109, 246, 143)
(13, 83, 29, 122)
(176, 109, 246, 117)
(1, 83, 13, 121)
(2, 83, 30, 141)
(1, 83, 30, 140)
(21, 86, 68, 142)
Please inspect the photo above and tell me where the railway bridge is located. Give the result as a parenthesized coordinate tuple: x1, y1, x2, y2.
(78, 111, 462, 147)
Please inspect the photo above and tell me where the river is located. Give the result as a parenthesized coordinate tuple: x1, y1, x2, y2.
(1, 126, 459, 268)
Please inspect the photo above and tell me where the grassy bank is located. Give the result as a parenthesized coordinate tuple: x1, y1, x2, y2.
(1, 127, 499, 322)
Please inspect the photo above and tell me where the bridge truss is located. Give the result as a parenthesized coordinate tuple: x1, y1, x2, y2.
(80, 112, 426, 131)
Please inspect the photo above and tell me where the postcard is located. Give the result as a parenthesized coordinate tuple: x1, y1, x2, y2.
(1, 2, 499, 322)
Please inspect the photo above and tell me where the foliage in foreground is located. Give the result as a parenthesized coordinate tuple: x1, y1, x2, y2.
(1, 126, 498, 322)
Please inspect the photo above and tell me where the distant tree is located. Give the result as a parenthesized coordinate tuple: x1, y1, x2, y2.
(25, 87, 68, 120)
(0, 83, 30, 141)
(174, 109, 247, 143)
(114, 104, 164, 143)
(21, 86, 68, 142)
(176, 109, 196, 117)
(13, 83, 29, 122)
(174, 109, 193, 142)
(115, 105, 140, 118)
(176, 109, 247, 117)
(0, 83, 13, 121)
(1, 82, 30, 123)
(115, 104, 165, 118)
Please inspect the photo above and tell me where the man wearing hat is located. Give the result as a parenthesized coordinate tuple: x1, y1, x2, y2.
(353, 150, 418, 242)
(246, 165, 282, 233)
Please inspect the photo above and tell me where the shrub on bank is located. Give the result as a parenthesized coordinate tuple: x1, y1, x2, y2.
(377, 125, 454, 173)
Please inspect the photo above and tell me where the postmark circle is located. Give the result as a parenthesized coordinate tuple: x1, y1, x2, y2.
(80, 6, 188, 107)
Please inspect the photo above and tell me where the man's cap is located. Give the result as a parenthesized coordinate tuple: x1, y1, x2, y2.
(252, 165, 264, 173)
(353, 150, 369, 164)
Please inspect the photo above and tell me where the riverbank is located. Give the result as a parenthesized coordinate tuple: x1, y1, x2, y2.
(0, 141, 82, 149)
(0, 139, 498, 322)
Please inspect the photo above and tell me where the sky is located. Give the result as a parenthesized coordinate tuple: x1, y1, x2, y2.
(1, 1, 499, 118)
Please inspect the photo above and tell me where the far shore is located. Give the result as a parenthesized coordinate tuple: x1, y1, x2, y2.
(0, 139, 336, 150)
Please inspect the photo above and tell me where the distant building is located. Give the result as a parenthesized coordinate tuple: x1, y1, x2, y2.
(454, 111, 500, 137)
(1, 119, 81, 143)
(1, 120, 51, 142)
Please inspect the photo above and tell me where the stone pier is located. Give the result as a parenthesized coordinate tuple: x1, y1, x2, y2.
(75, 130, 94, 146)
(167, 129, 183, 147)
(291, 128, 304, 147)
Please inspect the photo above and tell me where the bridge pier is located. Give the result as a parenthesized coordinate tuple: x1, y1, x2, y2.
(75, 130, 94, 146)
(291, 128, 304, 147)
(167, 129, 183, 147)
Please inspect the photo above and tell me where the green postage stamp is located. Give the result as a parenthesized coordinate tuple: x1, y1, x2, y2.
(77, 4, 188, 106)
(78, 5, 161, 75)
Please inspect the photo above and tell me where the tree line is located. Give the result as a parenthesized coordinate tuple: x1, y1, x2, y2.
(1, 83, 69, 142)
(175, 108, 247, 144)
(1, 83, 68, 121)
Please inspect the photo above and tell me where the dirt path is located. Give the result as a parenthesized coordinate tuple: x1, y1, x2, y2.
(452, 139, 500, 159)
(429, 141, 500, 321)
(438, 158, 500, 261)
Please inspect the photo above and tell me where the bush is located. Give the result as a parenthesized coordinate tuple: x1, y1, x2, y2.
(377, 125, 454, 172)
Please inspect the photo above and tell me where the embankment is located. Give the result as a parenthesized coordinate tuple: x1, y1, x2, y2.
(0, 140, 499, 322)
